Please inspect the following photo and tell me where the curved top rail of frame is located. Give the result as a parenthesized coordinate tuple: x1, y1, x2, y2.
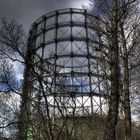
(31, 8, 97, 27)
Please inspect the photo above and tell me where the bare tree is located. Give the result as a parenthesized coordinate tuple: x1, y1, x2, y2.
(0, 18, 29, 139)
(0, 60, 20, 138)
(90, 0, 139, 140)
(119, 4, 140, 139)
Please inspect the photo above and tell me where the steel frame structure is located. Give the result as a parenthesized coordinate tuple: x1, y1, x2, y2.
(28, 8, 109, 118)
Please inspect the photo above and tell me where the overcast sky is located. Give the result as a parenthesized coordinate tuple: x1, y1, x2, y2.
(0, 0, 91, 80)
(0, 0, 91, 32)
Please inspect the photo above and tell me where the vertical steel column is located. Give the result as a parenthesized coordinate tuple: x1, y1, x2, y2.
(70, 8, 76, 138)
(39, 16, 47, 103)
(81, 76, 84, 115)
(97, 61, 103, 116)
(41, 16, 47, 66)
(103, 59, 109, 112)
(54, 11, 59, 117)
(38, 16, 46, 138)
(70, 8, 75, 116)
(33, 22, 42, 139)
(84, 10, 94, 115)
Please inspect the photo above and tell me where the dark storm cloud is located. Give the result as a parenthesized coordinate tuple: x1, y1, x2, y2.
(0, 0, 90, 32)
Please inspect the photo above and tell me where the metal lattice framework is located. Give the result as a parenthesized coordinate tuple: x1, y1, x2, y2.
(29, 8, 109, 117)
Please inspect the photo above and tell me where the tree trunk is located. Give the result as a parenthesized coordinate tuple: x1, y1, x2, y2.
(18, 31, 34, 140)
(104, 0, 120, 140)
(120, 24, 132, 140)
(123, 55, 131, 140)
(18, 62, 32, 140)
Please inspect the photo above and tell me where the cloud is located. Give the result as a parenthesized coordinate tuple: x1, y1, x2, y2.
(0, 0, 90, 32)
(0, 0, 91, 81)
